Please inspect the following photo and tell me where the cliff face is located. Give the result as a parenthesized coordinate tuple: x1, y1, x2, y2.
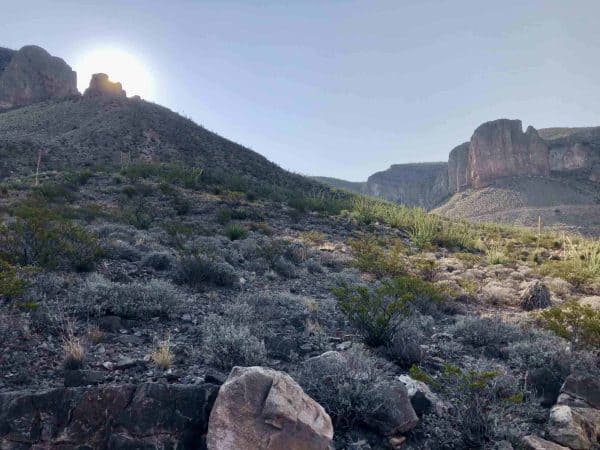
(448, 142, 470, 193)
(0, 48, 16, 74)
(365, 162, 449, 209)
(84, 73, 126, 98)
(539, 126, 600, 183)
(468, 119, 550, 188)
(0, 45, 78, 109)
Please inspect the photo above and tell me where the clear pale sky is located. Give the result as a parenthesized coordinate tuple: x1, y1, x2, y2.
(3, 1, 599, 181)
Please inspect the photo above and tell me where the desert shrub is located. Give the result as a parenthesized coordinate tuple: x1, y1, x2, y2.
(332, 276, 444, 346)
(142, 251, 173, 271)
(386, 313, 433, 367)
(121, 162, 203, 189)
(1, 206, 102, 271)
(288, 190, 350, 215)
(224, 224, 248, 241)
(413, 257, 438, 281)
(453, 316, 520, 349)
(411, 363, 523, 449)
(409, 209, 440, 250)
(102, 239, 141, 262)
(171, 193, 191, 215)
(437, 221, 480, 251)
(454, 252, 482, 268)
(200, 313, 267, 370)
(272, 256, 297, 278)
(174, 254, 237, 288)
(73, 274, 184, 319)
(305, 258, 324, 274)
(486, 243, 511, 265)
(0, 259, 29, 300)
(349, 237, 405, 278)
(31, 182, 77, 204)
(63, 169, 93, 187)
(538, 240, 600, 288)
(296, 348, 393, 430)
(539, 300, 600, 350)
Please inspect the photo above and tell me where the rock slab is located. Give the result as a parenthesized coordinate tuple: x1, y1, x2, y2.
(206, 366, 333, 450)
(0, 382, 218, 449)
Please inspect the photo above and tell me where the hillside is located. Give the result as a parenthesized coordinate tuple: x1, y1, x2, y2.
(311, 176, 366, 194)
(0, 96, 326, 199)
(0, 45, 599, 450)
(434, 176, 600, 235)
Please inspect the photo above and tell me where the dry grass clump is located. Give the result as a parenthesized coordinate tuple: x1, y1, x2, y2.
(63, 334, 86, 370)
(151, 338, 174, 369)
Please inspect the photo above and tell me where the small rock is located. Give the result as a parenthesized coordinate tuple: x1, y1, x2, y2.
(115, 357, 139, 370)
(389, 435, 406, 449)
(64, 370, 105, 387)
(336, 341, 352, 351)
(102, 361, 114, 370)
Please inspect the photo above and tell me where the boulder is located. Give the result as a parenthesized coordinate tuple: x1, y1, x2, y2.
(84, 73, 127, 98)
(468, 119, 550, 188)
(363, 381, 419, 436)
(520, 280, 552, 311)
(526, 367, 561, 407)
(398, 374, 447, 416)
(0, 45, 78, 109)
(547, 405, 600, 449)
(0, 383, 218, 449)
(522, 435, 569, 450)
(206, 366, 333, 450)
(559, 373, 600, 409)
(63, 369, 105, 387)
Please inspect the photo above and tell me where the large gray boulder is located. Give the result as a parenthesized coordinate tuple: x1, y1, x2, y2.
(0, 45, 78, 109)
(0, 383, 218, 449)
(207, 366, 333, 450)
(547, 404, 600, 449)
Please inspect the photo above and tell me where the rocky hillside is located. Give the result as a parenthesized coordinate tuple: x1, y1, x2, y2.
(311, 176, 366, 194)
(0, 44, 599, 450)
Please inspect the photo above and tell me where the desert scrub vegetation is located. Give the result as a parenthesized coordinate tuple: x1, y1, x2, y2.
(120, 162, 204, 189)
(486, 242, 511, 265)
(151, 338, 174, 370)
(349, 236, 405, 278)
(200, 312, 267, 371)
(0, 203, 102, 271)
(332, 275, 445, 346)
(410, 363, 530, 449)
(0, 258, 29, 300)
(539, 300, 600, 350)
(72, 274, 184, 319)
(537, 238, 600, 288)
(174, 254, 238, 288)
(297, 348, 395, 430)
(224, 223, 248, 241)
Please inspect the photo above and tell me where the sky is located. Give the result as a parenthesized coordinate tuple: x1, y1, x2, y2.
(2, 0, 600, 181)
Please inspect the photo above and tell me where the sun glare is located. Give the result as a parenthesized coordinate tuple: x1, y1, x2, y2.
(73, 47, 154, 100)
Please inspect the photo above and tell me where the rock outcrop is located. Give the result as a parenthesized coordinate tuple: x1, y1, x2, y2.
(364, 162, 450, 209)
(207, 366, 333, 450)
(84, 73, 127, 98)
(448, 142, 470, 193)
(0, 47, 16, 74)
(0, 45, 78, 109)
(468, 119, 550, 188)
(0, 383, 219, 449)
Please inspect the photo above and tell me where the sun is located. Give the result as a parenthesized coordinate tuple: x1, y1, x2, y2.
(73, 47, 154, 100)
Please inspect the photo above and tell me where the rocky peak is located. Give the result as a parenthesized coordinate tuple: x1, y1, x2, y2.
(468, 119, 550, 188)
(0, 45, 78, 110)
(84, 73, 126, 98)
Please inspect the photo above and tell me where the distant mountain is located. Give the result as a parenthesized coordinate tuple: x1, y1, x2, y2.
(317, 119, 600, 234)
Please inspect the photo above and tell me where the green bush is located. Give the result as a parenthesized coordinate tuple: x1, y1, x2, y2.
(1, 205, 102, 271)
(409, 209, 440, 250)
(121, 162, 203, 189)
(349, 237, 405, 278)
(0, 259, 29, 299)
(224, 223, 248, 241)
(539, 301, 600, 350)
(332, 275, 444, 346)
